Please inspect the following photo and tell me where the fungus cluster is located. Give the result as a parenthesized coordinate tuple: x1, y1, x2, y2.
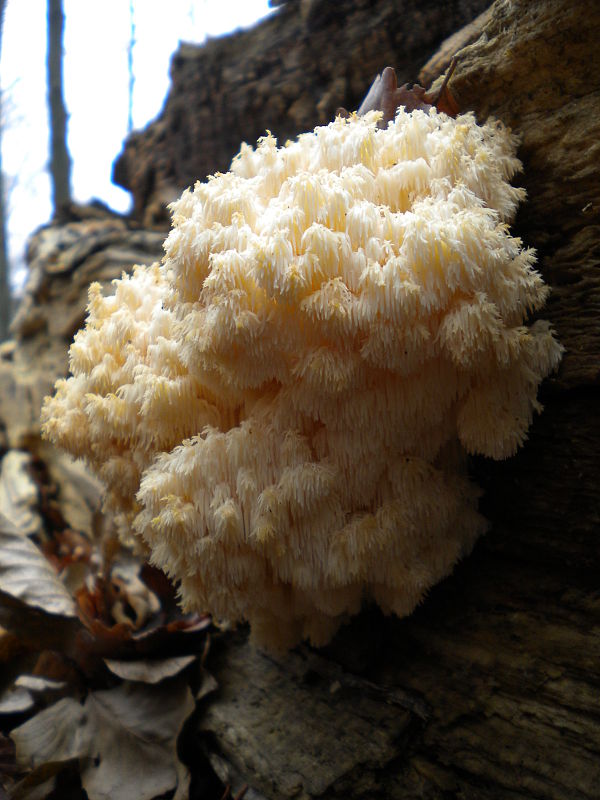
(42, 108, 562, 650)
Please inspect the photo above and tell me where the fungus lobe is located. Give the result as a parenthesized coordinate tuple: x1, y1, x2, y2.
(42, 106, 562, 650)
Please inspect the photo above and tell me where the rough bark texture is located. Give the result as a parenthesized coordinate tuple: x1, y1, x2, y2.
(0, 205, 163, 450)
(193, 2, 600, 798)
(112, 0, 491, 226)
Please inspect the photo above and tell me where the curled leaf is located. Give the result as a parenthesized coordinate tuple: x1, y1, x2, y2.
(0, 512, 77, 621)
(0, 684, 34, 715)
(357, 61, 459, 125)
(103, 655, 196, 684)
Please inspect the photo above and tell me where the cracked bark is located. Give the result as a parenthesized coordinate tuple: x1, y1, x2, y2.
(195, 2, 600, 798)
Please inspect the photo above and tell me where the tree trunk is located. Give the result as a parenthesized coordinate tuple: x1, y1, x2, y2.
(0, 0, 10, 340)
(194, 2, 600, 798)
(47, 0, 71, 216)
(126, 0, 135, 135)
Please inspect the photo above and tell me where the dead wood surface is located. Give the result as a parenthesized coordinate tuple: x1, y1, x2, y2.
(112, 0, 491, 226)
(196, 2, 600, 798)
(0, 210, 164, 450)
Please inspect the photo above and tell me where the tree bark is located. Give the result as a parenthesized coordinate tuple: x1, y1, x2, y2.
(47, 0, 71, 216)
(195, 2, 600, 798)
(111, 0, 492, 227)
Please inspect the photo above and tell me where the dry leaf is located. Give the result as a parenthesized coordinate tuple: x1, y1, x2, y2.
(108, 558, 161, 629)
(45, 451, 103, 539)
(357, 66, 431, 122)
(0, 453, 43, 539)
(75, 613, 211, 664)
(9, 760, 77, 800)
(0, 513, 77, 628)
(11, 679, 195, 800)
(14, 676, 66, 693)
(356, 61, 459, 125)
(0, 676, 68, 716)
(103, 655, 196, 684)
(0, 685, 34, 715)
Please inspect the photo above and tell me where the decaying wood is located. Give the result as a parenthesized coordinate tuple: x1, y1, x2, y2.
(197, 1, 600, 797)
(418, 6, 494, 87)
(0, 208, 164, 449)
(198, 636, 420, 799)
(111, 0, 491, 226)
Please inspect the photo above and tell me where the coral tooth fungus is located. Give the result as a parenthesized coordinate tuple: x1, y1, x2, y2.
(42, 108, 562, 650)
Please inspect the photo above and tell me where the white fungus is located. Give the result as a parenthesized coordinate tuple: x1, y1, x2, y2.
(42, 108, 562, 650)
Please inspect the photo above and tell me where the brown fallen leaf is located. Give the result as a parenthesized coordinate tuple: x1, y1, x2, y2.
(356, 60, 459, 125)
(103, 654, 196, 684)
(11, 679, 195, 800)
(424, 57, 460, 116)
(108, 558, 161, 628)
(1, 509, 212, 688)
(41, 528, 92, 574)
(74, 612, 211, 662)
(0, 513, 77, 621)
(0, 677, 66, 716)
(357, 65, 430, 121)
(0, 684, 34, 716)
(0, 514, 82, 656)
(0, 592, 80, 659)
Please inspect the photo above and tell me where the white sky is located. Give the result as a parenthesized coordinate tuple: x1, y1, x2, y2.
(1, 0, 274, 290)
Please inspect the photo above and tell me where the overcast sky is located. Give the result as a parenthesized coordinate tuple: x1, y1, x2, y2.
(1, 0, 274, 289)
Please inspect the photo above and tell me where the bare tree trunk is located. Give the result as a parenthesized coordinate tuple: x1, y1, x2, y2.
(0, 0, 10, 340)
(47, 0, 71, 216)
(126, 0, 135, 135)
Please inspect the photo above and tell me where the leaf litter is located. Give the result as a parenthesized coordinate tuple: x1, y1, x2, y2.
(0, 448, 221, 800)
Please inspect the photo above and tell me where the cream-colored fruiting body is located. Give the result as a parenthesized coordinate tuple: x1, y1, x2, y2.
(42, 109, 562, 650)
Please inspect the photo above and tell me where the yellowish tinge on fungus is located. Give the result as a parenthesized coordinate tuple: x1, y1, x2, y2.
(42, 108, 562, 650)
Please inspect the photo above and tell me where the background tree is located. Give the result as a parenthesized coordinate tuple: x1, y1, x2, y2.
(127, 0, 135, 135)
(47, 0, 71, 216)
(0, 0, 10, 340)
